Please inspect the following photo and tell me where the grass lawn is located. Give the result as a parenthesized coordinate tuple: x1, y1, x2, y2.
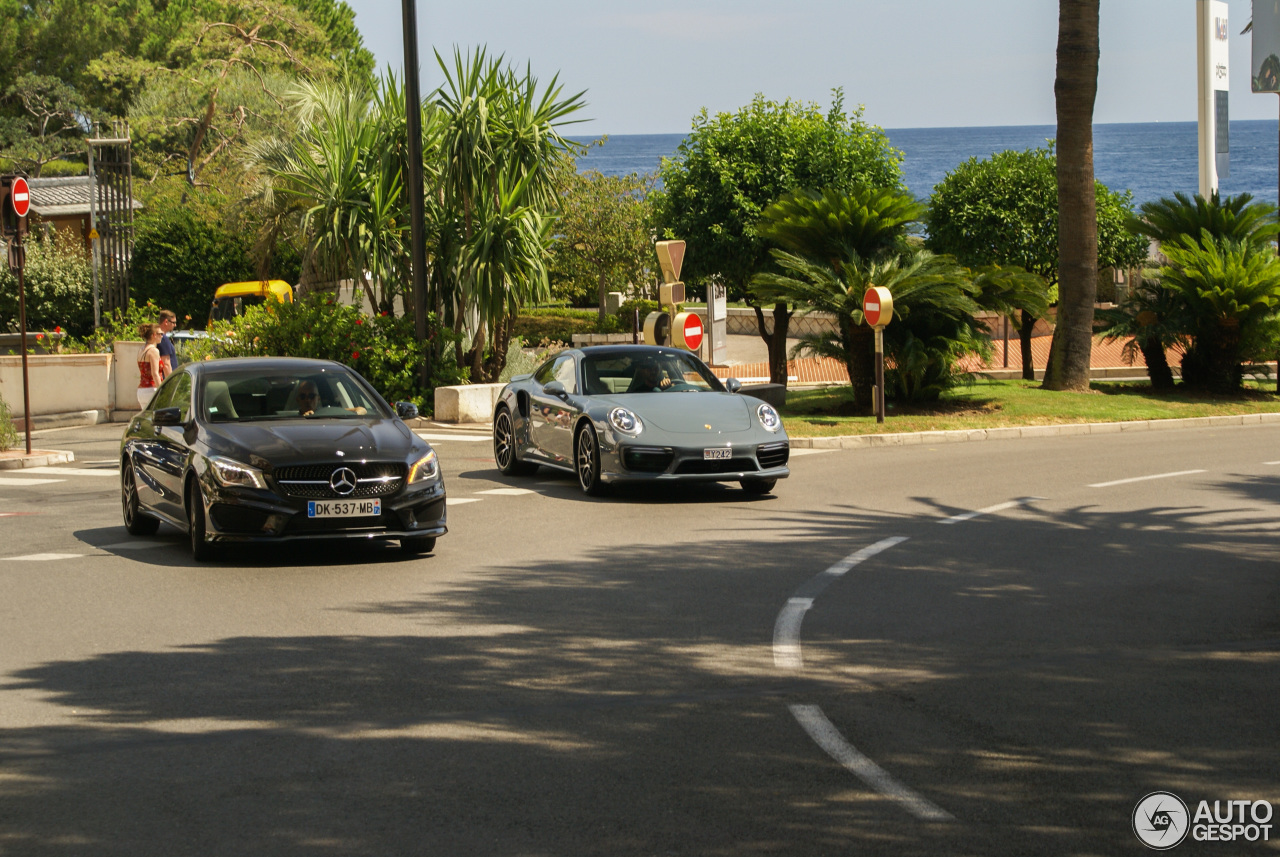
(780, 378, 1280, 437)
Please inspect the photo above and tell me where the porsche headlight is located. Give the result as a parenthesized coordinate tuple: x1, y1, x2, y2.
(609, 407, 644, 436)
(757, 403, 782, 432)
(407, 449, 439, 484)
(209, 455, 268, 490)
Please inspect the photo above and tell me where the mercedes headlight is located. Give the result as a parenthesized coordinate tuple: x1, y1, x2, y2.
(407, 449, 439, 484)
(757, 403, 782, 432)
(609, 407, 644, 436)
(209, 455, 268, 489)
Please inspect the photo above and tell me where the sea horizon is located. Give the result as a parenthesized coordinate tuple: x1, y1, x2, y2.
(571, 119, 1280, 208)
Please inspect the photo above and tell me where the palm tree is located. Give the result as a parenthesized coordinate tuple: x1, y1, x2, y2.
(432, 48, 586, 381)
(1043, 0, 1100, 392)
(1159, 235, 1280, 393)
(1128, 192, 1280, 252)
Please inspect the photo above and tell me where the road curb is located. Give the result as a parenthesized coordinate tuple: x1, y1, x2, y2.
(0, 449, 75, 469)
(787, 412, 1280, 448)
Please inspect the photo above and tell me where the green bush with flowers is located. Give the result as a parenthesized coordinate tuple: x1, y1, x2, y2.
(187, 294, 464, 409)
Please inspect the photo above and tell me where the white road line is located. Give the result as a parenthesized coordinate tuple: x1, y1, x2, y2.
(788, 448, 838, 457)
(0, 477, 65, 486)
(414, 433, 490, 442)
(773, 537, 908, 669)
(938, 496, 1043, 525)
(1265, 461, 1280, 466)
(1088, 469, 1205, 489)
(99, 541, 168, 551)
(789, 704, 953, 821)
(16, 467, 119, 477)
(772, 598, 813, 671)
(1, 553, 85, 561)
(445, 498, 480, 506)
(477, 488, 535, 496)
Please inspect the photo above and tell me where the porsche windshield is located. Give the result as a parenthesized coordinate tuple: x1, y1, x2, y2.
(581, 350, 724, 395)
(199, 369, 387, 422)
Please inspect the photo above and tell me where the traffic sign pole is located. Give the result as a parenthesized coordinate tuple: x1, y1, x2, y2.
(863, 287, 894, 424)
(14, 230, 31, 453)
(874, 326, 885, 424)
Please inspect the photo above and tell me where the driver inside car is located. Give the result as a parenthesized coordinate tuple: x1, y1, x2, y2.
(627, 359, 673, 393)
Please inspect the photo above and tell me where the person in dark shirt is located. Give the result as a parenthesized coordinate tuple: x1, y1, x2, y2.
(157, 309, 177, 371)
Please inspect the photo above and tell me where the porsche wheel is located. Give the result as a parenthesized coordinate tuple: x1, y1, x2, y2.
(494, 407, 538, 476)
(576, 424, 607, 496)
(121, 458, 160, 536)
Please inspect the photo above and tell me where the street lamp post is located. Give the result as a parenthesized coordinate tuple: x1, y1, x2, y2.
(402, 0, 431, 388)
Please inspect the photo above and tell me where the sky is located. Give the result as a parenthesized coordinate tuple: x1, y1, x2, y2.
(343, 0, 1273, 135)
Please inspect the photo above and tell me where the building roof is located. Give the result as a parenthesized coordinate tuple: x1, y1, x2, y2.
(27, 176, 144, 218)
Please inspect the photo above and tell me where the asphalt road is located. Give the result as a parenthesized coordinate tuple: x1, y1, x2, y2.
(1, 420, 1277, 856)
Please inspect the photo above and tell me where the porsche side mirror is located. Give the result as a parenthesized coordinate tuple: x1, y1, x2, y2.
(153, 407, 183, 426)
(725, 378, 742, 394)
(543, 380, 567, 398)
(395, 401, 419, 420)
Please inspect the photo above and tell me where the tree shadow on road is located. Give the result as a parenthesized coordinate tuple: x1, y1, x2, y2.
(6, 478, 1280, 856)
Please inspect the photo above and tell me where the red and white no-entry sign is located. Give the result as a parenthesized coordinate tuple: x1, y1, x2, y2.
(10, 176, 29, 218)
(863, 286, 894, 327)
(673, 310, 703, 351)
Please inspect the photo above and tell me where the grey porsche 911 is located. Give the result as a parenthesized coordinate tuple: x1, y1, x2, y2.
(492, 345, 789, 495)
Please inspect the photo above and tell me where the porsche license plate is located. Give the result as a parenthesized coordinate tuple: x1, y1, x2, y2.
(703, 448, 732, 460)
(308, 499, 381, 518)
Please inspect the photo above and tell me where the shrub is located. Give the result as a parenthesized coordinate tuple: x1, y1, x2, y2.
(0, 390, 16, 451)
(192, 295, 463, 408)
(129, 206, 255, 326)
(0, 232, 94, 337)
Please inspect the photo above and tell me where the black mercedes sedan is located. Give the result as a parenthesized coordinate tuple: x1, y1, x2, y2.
(120, 357, 446, 561)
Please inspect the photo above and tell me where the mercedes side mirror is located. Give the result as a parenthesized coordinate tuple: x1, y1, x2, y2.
(725, 378, 742, 394)
(153, 407, 182, 426)
(395, 401, 419, 420)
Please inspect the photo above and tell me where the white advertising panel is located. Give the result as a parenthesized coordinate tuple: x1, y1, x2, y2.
(708, 281, 728, 365)
(1198, 0, 1231, 194)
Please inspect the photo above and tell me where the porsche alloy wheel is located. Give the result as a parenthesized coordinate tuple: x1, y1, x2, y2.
(576, 424, 606, 496)
(494, 408, 537, 476)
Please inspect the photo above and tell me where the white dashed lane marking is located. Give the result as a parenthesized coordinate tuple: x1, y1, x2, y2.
(16, 467, 118, 477)
(0, 477, 65, 486)
(789, 705, 954, 821)
(938, 497, 1042, 525)
(1088, 469, 1206, 489)
(414, 433, 490, 443)
(1, 553, 86, 561)
(476, 488, 535, 496)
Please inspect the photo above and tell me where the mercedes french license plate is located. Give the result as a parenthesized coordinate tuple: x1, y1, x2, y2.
(308, 499, 381, 518)
(703, 447, 732, 460)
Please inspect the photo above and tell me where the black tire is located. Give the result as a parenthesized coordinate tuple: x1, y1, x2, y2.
(575, 424, 607, 496)
(740, 478, 777, 495)
(494, 407, 538, 476)
(400, 535, 437, 555)
(121, 458, 160, 536)
(187, 479, 217, 562)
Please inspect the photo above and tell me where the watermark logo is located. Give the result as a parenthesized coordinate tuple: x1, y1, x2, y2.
(1134, 792, 1190, 850)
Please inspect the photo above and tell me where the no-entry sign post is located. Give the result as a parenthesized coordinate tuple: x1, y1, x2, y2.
(3, 175, 32, 452)
(864, 286, 894, 424)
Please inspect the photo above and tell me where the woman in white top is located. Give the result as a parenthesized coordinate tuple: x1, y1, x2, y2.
(137, 323, 168, 408)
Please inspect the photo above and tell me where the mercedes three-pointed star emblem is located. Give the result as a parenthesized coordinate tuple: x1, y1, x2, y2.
(329, 466, 357, 495)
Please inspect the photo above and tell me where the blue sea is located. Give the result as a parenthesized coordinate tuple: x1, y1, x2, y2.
(571, 120, 1280, 208)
